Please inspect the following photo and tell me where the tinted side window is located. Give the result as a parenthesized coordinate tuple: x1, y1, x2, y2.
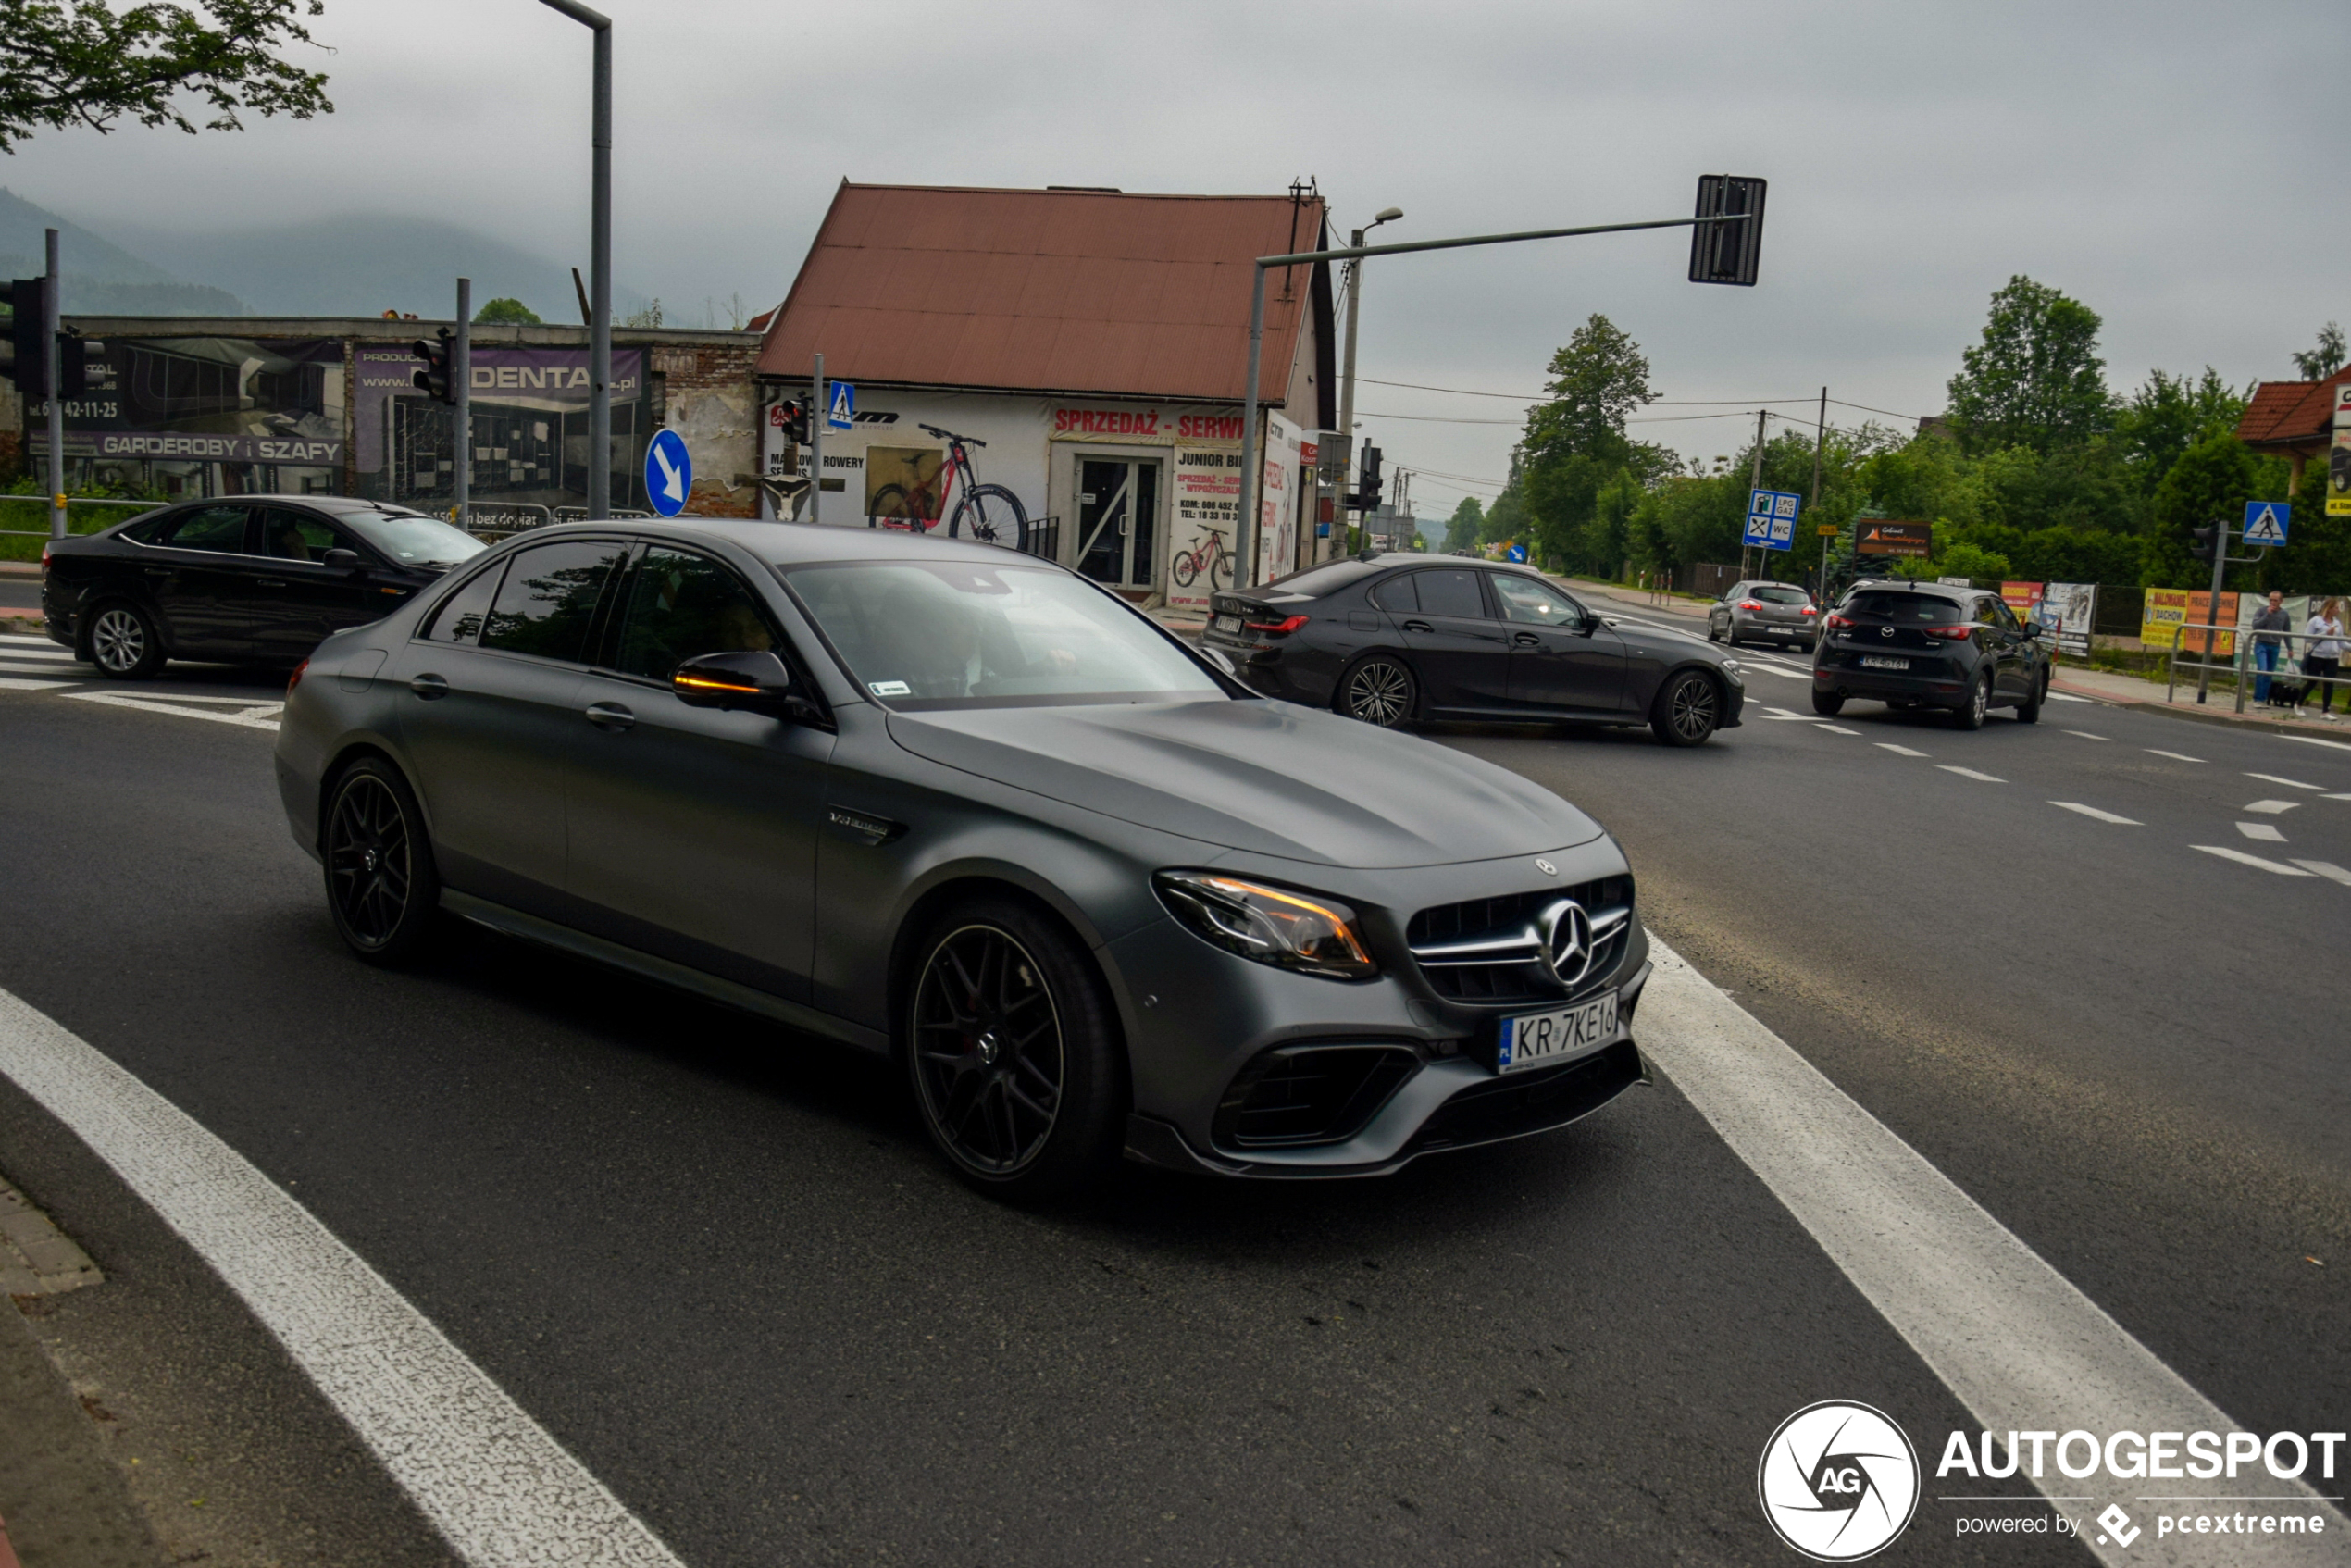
(1974, 599, 2001, 626)
(262, 508, 346, 562)
(1492, 573, 1582, 626)
(423, 562, 507, 644)
(1371, 574, 1418, 613)
(1413, 569, 1486, 618)
(614, 547, 777, 680)
(161, 505, 252, 554)
(479, 541, 625, 663)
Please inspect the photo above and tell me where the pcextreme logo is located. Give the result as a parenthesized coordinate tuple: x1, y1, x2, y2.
(1759, 1401, 1922, 1562)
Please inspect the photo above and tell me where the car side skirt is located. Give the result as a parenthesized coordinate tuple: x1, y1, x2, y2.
(439, 888, 890, 1056)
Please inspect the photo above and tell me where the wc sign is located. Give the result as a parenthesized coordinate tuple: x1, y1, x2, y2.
(2243, 500, 2290, 547)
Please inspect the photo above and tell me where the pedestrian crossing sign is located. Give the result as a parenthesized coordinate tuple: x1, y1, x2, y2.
(2242, 500, 2289, 546)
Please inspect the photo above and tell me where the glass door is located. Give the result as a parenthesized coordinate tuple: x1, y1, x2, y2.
(1075, 458, 1159, 590)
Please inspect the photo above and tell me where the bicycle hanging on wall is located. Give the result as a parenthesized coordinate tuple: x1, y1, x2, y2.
(868, 424, 1030, 552)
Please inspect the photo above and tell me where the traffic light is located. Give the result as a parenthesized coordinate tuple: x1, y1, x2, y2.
(1689, 174, 1767, 287)
(411, 330, 454, 404)
(1350, 443, 1385, 515)
(2187, 524, 2218, 564)
(9, 277, 51, 397)
(778, 399, 810, 445)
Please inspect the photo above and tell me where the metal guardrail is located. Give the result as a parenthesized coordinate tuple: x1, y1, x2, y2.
(0, 495, 161, 539)
(2164, 624, 2347, 712)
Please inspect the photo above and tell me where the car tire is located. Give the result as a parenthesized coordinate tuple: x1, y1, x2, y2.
(1336, 655, 1416, 728)
(903, 897, 1126, 1205)
(322, 757, 442, 965)
(1651, 668, 1722, 747)
(85, 601, 165, 679)
(2015, 667, 2043, 724)
(1954, 671, 1991, 730)
(1705, 618, 1721, 643)
(1810, 690, 1845, 717)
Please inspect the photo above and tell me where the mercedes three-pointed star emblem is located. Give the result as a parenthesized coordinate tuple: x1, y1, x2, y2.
(1537, 899, 1594, 989)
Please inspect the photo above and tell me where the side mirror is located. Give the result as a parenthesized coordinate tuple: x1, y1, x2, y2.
(2021, 623, 2039, 639)
(321, 547, 362, 572)
(672, 650, 822, 722)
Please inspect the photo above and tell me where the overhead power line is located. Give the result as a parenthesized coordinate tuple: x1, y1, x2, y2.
(1352, 374, 1927, 424)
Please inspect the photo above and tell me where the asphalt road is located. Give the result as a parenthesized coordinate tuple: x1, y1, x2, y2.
(0, 621, 2343, 1566)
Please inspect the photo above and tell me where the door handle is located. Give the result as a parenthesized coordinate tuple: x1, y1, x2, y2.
(409, 673, 450, 699)
(584, 702, 636, 731)
(1512, 631, 1543, 647)
(143, 566, 172, 578)
(1401, 619, 1433, 634)
(256, 578, 287, 588)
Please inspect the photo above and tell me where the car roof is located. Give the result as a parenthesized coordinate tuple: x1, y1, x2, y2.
(506, 517, 1064, 569)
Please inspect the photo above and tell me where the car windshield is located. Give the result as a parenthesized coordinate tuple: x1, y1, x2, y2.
(1266, 559, 1386, 597)
(1749, 585, 1810, 604)
(784, 560, 1226, 711)
(1845, 591, 1960, 623)
(339, 511, 487, 568)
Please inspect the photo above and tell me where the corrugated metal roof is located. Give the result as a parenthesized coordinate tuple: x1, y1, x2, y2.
(757, 184, 1327, 405)
(2236, 367, 2349, 450)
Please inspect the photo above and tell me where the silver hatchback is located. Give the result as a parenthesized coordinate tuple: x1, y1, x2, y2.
(1708, 581, 1818, 649)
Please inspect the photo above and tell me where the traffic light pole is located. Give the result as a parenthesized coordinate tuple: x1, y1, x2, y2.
(1236, 210, 1742, 588)
(811, 353, 823, 524)
(44, 227, 64, 539)
(537, 0, 611, 517)
(453, 277, 471, 524)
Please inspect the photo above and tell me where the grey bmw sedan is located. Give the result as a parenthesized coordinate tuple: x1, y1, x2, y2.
(275, 520, 1652, 1201)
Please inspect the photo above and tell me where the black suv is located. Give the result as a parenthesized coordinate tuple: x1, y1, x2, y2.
(1810, 582, 2048, 728)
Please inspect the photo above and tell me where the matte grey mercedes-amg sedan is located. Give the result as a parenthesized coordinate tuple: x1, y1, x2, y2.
(274, 520, 1653, 1201)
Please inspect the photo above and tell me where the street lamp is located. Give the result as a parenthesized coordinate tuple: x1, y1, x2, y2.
(536, 0, 613, 518)
(1329, 207, 1401, 562)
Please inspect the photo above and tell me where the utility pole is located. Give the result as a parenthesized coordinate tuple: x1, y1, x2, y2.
(1810, 387, 1828, 596)
(537, 0, 611, 516)
(1743, 406, 1767, 579)
(453, 277, 471, 525)
(44, 228, 64, 539)
(1329, 207, 1399, 564)
(810, 352, 823, 525)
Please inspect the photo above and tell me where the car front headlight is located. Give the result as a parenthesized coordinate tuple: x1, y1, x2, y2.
(1152, 870, 1378, 980)
(1720, 658, 1745, 685)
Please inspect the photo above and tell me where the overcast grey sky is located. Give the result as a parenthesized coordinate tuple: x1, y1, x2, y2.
(7, 0, 2344, 511)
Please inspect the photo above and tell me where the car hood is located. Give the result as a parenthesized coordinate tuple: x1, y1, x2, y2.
(886, 699, 1605, 868)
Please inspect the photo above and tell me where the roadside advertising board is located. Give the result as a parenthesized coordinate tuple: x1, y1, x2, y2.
(2041, 582, 2096, 657)
(2141, 588, 2189, 649)
(2332, 429, 2349, 516)
(1166, 446, 1239, 614)
(2000, 581, 2043, 625)
(1258, 411, 1301, 587)
(1855, 519, 1931, 556)
(2175, 590, 2242, 657)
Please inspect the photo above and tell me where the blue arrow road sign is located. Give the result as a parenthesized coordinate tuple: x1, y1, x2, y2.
(2242, 499, 2290, 546)
(644, 428, 691, 517)
(1744, 488, 1801, 551)
(827, 380, 854, 429)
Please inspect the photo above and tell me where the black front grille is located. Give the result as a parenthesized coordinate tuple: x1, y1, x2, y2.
(1412, 1039, 1643, 1151)
(1213, 1044, 1418, 1149)
(1406, 877, 1633, 1005)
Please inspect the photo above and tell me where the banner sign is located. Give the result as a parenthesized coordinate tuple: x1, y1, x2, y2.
(2172, 591, 2242, 657)
(2000, 580, 2043, 626)
(1856, 519, 1932, 557)
(2331, 429, 2349, 517)
(35, 333, 346, 470)
(1257, 411, 1301, 586)
(2142, 588, 2190, 650)
(1167, 447, 1239, 613)
(2040, 582, 2096, 658)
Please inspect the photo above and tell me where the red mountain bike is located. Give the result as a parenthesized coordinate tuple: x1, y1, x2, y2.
(870, 424, 1030, 551)
(1169, 527, 1233, 591)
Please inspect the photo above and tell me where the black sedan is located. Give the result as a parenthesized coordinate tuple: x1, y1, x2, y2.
(41, 495, 485, 677)
(1810, 582, 2049, 728)
(1201, 554, 1745, 746)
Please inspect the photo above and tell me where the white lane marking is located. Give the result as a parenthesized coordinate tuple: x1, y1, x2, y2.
(2240, 800, 2300, 815)
(2291, 860, 2351, 885)
(1638, 937, 2345, 1567)
(2194, 845, 2313, 876)
(2046, 691, 2090, 703)
(0, 677, 74, 691)
(0, 646, 81, 661)
(2050, 802, 2141, 825)
(0, 662, 78, 675)
(1935, 765, 2006, 782)
(111, 692, 284, 708)
(2245, 772, 2321, 790)
(64, 693, 280, 730)
(2062, 730, 2108, 740)
(1814, 724, 1861, 736)
(2146, 750, 2206, 764)
(1740, 665, 1810, 679)
(2235, 821, 2287, 842)
(2326, 793, 2351, 803)
(1875, 742, 1930, 757)
(0, 988, 686, 1568)
(2284, 734, 2351, 753)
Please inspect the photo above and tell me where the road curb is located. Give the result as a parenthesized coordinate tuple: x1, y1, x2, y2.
(2051, 678, 2351, 742)
(0, 1290, 168, 1568)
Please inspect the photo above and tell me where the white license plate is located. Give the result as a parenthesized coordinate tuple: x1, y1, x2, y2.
(1860, 654, 1909, 669)
(1498, 990, 1620, 1074)
(1213, 614, 1241, 634)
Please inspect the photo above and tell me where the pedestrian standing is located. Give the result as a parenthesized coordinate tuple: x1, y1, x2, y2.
(2251, 590, 2290, 705)
(2302, 597, 2345, 718)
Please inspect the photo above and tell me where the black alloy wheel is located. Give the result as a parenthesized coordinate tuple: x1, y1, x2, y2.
(1652, 668, 1722, 747)
(1955, 670, 1991, 730)
(906, 900, 1123, 1202)
(323, 759, 441, 964)
(87, 602, 164, 678)
(1338, 656, 1416, 728)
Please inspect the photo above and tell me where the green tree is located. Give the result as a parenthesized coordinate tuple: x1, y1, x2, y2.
(2289, 322, 2346, 381)
(1946, 276, 2112, 453)
(474, 296, 541, 325)
(0, 0, 331, 153)
(2112, 367, 2247, 486)
(2142, 433, 2258, 589)
(1517, 315, 1663, 567)
(1440, 495, 1483, 554)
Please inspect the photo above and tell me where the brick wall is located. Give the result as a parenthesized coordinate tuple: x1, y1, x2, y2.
(651, 344, 761, 518)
